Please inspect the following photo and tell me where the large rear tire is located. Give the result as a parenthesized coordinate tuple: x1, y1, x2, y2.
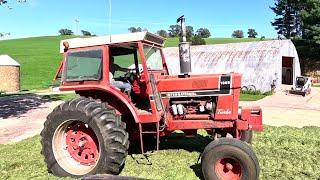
(41, 98, 129, 178)
(201, 138, 260, 180)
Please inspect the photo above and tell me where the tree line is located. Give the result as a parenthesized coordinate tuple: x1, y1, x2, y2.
(58, 29, 95, 36)
(270, 0, 320, 44)
(270, 0, 320, 75)
(127, 25, 261, 45)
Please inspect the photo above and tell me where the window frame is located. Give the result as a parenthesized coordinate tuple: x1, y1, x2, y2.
(143, 44, 165, 71)
(62, 47, 104, 82)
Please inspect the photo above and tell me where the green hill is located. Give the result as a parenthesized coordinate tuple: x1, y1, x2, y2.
(0, 36, 267, 91)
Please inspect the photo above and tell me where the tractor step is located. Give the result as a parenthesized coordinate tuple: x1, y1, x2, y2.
(141, 131, 158, 134)
(138, 122, 160, 154)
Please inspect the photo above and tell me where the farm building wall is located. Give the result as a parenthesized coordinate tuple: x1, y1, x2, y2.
(162, 40, 301, 92)
(0, 55, 20, 93)
(0, 66, 20, 92)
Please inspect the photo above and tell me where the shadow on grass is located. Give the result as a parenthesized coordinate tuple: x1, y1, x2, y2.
(190, 164, 204, 180)
(160, 132, 211, 153)
(160, 133, 209, 180)
(0, 93, 77, 119)
(129, 132, 210, 179)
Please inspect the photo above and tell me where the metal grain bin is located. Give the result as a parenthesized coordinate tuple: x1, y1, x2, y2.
(0, 55, 20, 92)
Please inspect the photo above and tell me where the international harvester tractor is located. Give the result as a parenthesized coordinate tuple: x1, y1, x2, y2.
(41, 16, 263, 180)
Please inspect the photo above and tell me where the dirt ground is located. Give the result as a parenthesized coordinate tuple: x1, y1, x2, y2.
(0, 87, 319, 144)
(0, 95, 62, 144)
(240, 86, 320, 127)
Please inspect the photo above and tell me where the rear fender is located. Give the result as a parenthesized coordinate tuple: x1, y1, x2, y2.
(60, 85, 139, 123)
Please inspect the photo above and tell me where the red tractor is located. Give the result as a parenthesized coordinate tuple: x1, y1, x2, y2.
(41, 17, 263, 180)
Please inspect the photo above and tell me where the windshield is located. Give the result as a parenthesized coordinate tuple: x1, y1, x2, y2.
(143, 45, 163, 70)
(65, 49, 103, 81)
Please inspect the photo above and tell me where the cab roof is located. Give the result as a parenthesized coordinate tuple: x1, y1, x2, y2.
(60, 32, 165, 53)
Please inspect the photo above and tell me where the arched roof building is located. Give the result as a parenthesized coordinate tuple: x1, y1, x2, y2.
(163, 40, 301, 92)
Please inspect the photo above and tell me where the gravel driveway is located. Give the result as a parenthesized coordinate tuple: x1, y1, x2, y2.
(240, 87, 320, 127)
(0, 94, 62, 144)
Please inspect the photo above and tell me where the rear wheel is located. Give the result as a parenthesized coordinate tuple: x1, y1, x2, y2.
(201, 138, 260, 180)
(41, 98, 129, 178)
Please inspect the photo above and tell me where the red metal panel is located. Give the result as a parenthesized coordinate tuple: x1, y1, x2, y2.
(157, 75, 220, 92)
(240, 106, 263, 131)
(167, 120, 234, 131)
(215, 96, 234, 120)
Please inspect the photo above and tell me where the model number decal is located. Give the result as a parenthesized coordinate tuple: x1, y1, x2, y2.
(217, 109, 231, 115)
(220, 81, 230, 85)
(167, 92, 197, 97)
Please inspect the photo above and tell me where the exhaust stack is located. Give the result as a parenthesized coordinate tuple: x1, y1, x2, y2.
(177, 15, 191, 76)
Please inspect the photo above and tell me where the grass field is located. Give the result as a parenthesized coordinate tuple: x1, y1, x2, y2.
(0, 126, 319, 179)
(0, 36, 268, 91)
(0, 36, 69, 90)
(240, 93, 267, 101)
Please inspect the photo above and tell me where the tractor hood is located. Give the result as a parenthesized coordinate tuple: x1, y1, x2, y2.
(157, 73, 242, 97)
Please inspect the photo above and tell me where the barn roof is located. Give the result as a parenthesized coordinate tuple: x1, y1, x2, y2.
(60, 32, 165, 53)
(0, 55, 20, 66)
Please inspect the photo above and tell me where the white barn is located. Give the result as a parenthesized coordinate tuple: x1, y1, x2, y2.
(163, 40, 301, 92)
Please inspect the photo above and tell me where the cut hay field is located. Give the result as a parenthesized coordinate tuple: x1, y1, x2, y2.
(0, 126, 319, 179)
(0, 36, 266, 91)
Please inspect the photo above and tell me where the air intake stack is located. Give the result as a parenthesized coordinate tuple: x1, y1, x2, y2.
(177, 15, 192, 76)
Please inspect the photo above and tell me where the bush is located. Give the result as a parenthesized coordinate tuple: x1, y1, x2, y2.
(232, 30, 244, 38)
(81, 30, 92, 36)
(191, 35, 206, 45)
(241, 89, 272, 96)
(58, 29, 73, 36)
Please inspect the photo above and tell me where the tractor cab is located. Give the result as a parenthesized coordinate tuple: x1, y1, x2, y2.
(54, 32, 168, 111)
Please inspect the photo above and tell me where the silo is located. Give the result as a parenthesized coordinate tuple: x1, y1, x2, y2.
(0, 55, 20, 93)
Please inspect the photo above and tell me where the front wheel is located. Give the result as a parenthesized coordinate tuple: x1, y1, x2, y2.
(41, 98, 129, 178)
(201, 138, 260, 180)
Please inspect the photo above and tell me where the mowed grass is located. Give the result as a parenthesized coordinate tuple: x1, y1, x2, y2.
(0, 36, 268, 91)
(0, 126, 319, 179)
(240, 93, 267, 101)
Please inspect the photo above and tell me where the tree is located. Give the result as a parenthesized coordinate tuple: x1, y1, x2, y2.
(191, 35, 206, 45)
(232, 30, 244, 38)
(157, 30, 168, 38)
(248, 29, 258, 38)
(168, 25, 181, 37)
(300, 0, 320, 44)
(270, 0, 303, 39)
(196, 28, 211, 38)
(0, 0, 7, 5)
(128, 27, 145, 33)
(186, 26, 194, 39)
(0, 32, 10, 37)
(59, 29, 73, 35)
(81, 30, 92, 36)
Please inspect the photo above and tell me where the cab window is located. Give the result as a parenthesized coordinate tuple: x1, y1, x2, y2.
(143, 45, 163, 71)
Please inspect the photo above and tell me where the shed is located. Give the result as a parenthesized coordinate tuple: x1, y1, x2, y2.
(0, 55, 20, 92)
(163, 40, 301, 92)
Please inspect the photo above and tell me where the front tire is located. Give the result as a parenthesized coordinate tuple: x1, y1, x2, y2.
(201, 138, 260, 180)
(41, 98, 129, 178)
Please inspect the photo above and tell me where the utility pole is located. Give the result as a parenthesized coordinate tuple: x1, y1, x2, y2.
(75, 19, 80, 35)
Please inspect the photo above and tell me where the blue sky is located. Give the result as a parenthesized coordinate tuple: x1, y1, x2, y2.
(0, 0, 277, 39)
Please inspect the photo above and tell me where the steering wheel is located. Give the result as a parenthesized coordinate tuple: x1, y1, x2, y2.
(123, 71, 137, 83)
